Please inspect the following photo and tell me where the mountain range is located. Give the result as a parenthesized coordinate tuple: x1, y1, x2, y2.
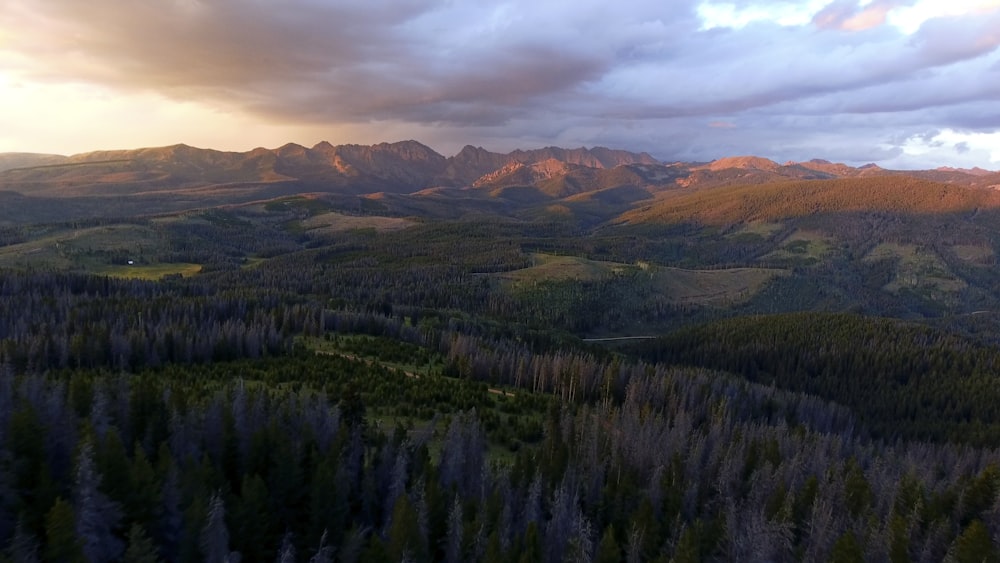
(1, 140, 999, 225)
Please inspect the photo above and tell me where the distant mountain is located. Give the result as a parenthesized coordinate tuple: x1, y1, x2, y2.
(505, 146, 659, 169)
(700, 156, 782, 172)
(473, 159, 575, 189)
(937, 166, 993, 176)
(0, 141, 660, 198)
(0, 141, 997, 224)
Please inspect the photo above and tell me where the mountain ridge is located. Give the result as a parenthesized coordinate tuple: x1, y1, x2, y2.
(3, 141, 996, 188)
(1, 140, 999, 225)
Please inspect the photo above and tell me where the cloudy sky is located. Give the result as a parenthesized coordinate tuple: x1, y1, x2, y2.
(1, 0, 999, 168)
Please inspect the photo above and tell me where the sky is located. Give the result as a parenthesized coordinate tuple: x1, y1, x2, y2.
(1, 0, 999, 169)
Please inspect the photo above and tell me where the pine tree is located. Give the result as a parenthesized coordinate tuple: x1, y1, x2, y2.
(43, 498, 84, 563)
(337, 524, 368, 563)
(124, 444, 160, 533)
(275, 532, 296, 563)
(7, 406, 55, 534)
(672, 522, 702, 563)
(519, 522, 543, 563)
(155, 462, 182, 562)
(306, 452, 347, 551)
(482, 529, 504, 563)
(829, 532, 865, 563)
(952, 519, 998, 563)
(123, 523, 161, 563)
(74, 441, 124, 562)
(307, 530, 334, 563)
(7, 516, 41, 563)
(232, 474, 275, 562)
(200, 493, 233, 563)
(595, 524, 621, 563)
(387, 495, 427, 563)
(444, 495, 463, 563)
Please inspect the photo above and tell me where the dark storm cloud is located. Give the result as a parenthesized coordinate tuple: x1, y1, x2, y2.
(3, 0, 661, 126)
(2, 0, 999, 166)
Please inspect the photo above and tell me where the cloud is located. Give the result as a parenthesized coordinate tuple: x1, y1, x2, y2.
(1, 0, 999, 168)
(814, 0, 889, 30)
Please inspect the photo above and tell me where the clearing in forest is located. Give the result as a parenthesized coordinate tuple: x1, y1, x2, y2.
(299, 211, 416, 233)
(726, 221, 784, 239)
(500, 253, 785, 305)
(498, 253, 629, 283)
(864, 243, 966, 296)
(91, 262, 202, 280)
(652, 266, 787, 305)
(951, 244, 994, 265)
(764, 229, 834, 262)
(0, 223, 172, 273)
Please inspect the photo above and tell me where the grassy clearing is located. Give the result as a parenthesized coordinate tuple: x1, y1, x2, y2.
(498, 253, 631, 283)
(299, 212, 416, 233)
(500, 254, 785, 306)
(764, 229, 834, 262)
(263, 196, 335, 215)
(305, 334, 441, 377)
(0, 238, 77, 270)
(91, 263, 202, 280)
(653, 266, 788, 305)
(727, 221, 784, 239)
(0, 224, 169, 271)
(865, 243, 966, 295)
(952, 244, 995, 265)
(301, 335, 536, 458)
(241, 257, 266, 269)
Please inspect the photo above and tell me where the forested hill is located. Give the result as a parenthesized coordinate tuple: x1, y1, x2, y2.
(617, 176, 1000, 226)
(628, 312, 1000, 445)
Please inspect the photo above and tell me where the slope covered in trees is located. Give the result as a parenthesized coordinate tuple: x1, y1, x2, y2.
(629, 312, 1000, 445)
(618, 177, 1000, 226)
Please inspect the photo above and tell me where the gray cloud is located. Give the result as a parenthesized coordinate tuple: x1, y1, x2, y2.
(2, 0, 999, 167)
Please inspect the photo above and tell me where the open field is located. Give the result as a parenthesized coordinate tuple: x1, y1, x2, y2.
(499, 253, 786, 306)
(952, 244, 995, 265)
(865, 243, 966, 296)
(90, 262, 202, 280)
(497, 253, 631, 283)
(653, 266, 788, 304)
(0, 223, 168, 271)
(727, 221, 784, 239)
(299, 211, 417, 233)
(764, 229, 834, 262)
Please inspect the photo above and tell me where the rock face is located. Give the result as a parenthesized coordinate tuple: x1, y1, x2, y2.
(699, 156, 782, 172)
(472, 159, 574, 188)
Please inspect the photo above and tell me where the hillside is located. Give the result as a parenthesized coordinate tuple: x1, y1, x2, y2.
(617, 176, 1000, 226)
(0, 152, 69, 172)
